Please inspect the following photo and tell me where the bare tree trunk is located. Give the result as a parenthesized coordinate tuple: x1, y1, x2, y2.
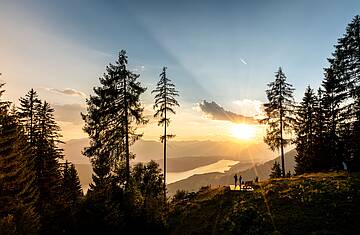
(163, 78, 167, 203)
(124, 73, 130, 190)
(280, 107, 285, 177)
(163, 112, 167, 203)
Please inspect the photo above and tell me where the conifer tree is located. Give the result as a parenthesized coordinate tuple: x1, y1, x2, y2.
(82, 50, 147, 190)
(35, 101, 63, 207)
(18, 89, 41, 146)
(18, 92, 64, 233)
(0, 84, 40, 234)
(152, 67, 179, 200)
(320, 67, 348, 169)
(294, 86, 319, 174)
(269, 161, 282, 179)
(262, 67, 295, 177)
(62, 161, 83, 205)
(326, 15, 360, 170)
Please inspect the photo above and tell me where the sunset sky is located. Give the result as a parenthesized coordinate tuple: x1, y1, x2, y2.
(1, 0, 359, 141)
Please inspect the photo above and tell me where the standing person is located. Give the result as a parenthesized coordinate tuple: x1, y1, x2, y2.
(239, 175, 242, 189)
(234, 174, 238, 187)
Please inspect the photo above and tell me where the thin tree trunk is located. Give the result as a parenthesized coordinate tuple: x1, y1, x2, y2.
(280, 117, 285, 177)
(124, 73, 130, 190)
(279, 81, 285, 177)
(163, 112, 167, 203)
(163, 77, 167, 203)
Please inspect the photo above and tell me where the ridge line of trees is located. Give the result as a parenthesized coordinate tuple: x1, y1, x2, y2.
(267, 15, 360, 177)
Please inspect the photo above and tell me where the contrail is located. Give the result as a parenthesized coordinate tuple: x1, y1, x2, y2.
(240, 58, 247, 65)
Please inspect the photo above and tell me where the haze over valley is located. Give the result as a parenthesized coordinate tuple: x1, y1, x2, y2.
(63, 138, 291, 192)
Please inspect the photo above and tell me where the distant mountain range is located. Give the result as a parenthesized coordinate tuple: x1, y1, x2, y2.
(62, 138, 276, 165)
(62, 138, 292, 193)
(167, 149, 296, 195)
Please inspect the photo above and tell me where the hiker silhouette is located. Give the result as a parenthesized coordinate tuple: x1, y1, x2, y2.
(234, 174, 238, 187)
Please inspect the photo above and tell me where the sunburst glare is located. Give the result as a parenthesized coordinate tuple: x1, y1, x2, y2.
(230, 124, 257, 140)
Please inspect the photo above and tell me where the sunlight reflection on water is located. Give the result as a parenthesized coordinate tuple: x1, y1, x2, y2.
(167, 159, 239, 184)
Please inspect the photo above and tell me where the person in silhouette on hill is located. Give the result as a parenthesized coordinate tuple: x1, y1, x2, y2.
(239, 175, 242, 189)
(234, 174, 238, 187)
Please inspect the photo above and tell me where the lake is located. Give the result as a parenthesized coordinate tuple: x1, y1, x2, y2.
(167, 159, 239, 184)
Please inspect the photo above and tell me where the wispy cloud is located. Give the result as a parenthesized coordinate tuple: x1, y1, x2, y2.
(198, 100, 257, 124)
(44, 88, 86, 98)
(52, 103, 86, 125)
(232, 99, 263, 117)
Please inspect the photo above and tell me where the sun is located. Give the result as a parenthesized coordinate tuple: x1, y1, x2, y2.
(230, 124, 256, 140)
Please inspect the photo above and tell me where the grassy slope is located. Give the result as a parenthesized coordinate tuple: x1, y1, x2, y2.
(168, 172, 360, 235)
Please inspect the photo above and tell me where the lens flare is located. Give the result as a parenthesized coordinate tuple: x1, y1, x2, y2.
(230, 124, 256, 140)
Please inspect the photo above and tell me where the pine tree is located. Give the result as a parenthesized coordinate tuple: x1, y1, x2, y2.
(269, 161, 282, 179)
(327, 15, 360, 170)
(18, 89, 41, 146)
(152, 67, 179, 201)
(82, 50, 147, 190)
(294, 86, 319, 174)
(18, 92, 64, 233)
(321, 67, 348, 169)
(35, 101, 63, 207)
(62, 161, 83, 205)
(262, 67, 295, 177)
(33, 101, 64, 233)
(0, 84, 40, 234)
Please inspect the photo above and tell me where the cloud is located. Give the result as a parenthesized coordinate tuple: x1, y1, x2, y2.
(52, 103, 86, 125)
(232, 99, 264, 117)
(198, 100, 257, 124)
(44, 88, 86, 98)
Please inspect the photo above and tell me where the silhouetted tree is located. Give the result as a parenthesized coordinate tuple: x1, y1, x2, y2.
(262, 67, 295, 177)
(320, 67, 348, 169)
(82, 50, 147, 190)
(326, 15, 360, 170)
(62, 161, 83, 205)
(0, 84, 40, 234)
(132, 160, 165, 224)
(34, 101, 64, 233)
(18, 91, 64, 233)
(269, 161, 282, 179)
(35, 101, 63, 204)
(152, 67, 179, 201)
(18, 89, 41, 146)
(294, 86, 319, 174)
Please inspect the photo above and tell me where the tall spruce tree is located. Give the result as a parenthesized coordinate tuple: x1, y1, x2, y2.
(0, 84, 40, 234)
(82, 50, 147, 190)
(294, 86, 320, 174)
(62, 161, 83, 205)
(262, 67, 295, 177)
(18, 92, 64, 233)
(18, 89, 41, 146)
(321, 67, 348, 169)
(326, 15, 360, 170)
(152, 67, 179, 201)
(35, 101, 63, 208)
